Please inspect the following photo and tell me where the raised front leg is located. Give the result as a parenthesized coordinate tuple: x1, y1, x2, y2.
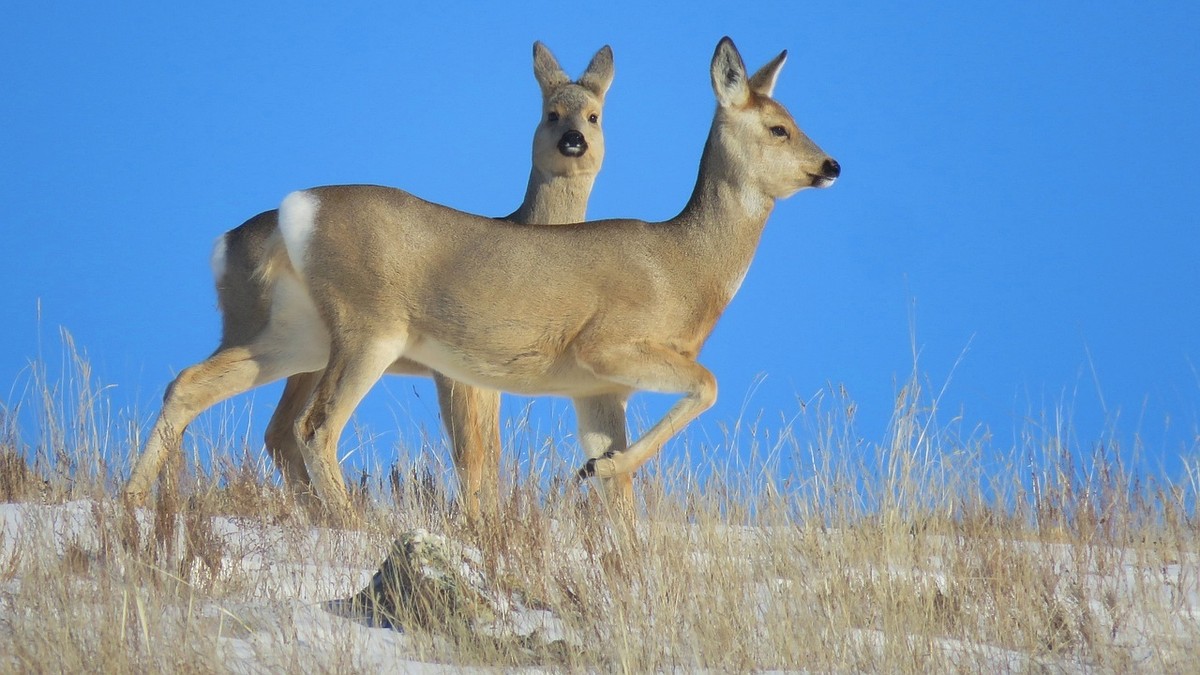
(433, 373, 502, 520)
(575, 344, 717, 480)
(575, 393, 634, 511)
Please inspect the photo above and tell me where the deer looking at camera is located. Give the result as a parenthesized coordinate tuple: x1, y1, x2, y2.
(124, 43, 616, 517)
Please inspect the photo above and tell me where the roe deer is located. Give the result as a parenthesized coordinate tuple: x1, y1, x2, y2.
(124, 43, 615, 516)
(265, 37, 839, 522)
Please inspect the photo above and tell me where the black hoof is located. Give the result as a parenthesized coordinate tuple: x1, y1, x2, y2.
(577, 459, 597, 480)
(576, 450, 619, 481)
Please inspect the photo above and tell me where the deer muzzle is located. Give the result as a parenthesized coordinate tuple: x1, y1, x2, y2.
(557, 130, 588, 157)
(810, 158, 840, 188)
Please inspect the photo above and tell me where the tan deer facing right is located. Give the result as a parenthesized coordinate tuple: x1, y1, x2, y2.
(124, 43, 615, 517)
(266, 37, 840, 522)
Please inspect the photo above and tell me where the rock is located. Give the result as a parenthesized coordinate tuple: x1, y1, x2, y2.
(342, 528, 573, 650)
(346, 529, 495, 631)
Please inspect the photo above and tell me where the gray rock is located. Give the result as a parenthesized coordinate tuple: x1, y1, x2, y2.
(341, 528, 574, 651)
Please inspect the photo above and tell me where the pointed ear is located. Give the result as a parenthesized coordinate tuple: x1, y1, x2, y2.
(711, 37, 750, 108)
(578, 45, 614, 100)
(749, 50, 787, 98)
(533, 41, 569, 96)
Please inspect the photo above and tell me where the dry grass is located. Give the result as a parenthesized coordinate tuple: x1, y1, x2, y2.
(0, 340, 1196, 672)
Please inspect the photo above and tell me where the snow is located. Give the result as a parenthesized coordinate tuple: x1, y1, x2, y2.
(0, 500, 581, 672)
(1, 500, 1197, 671)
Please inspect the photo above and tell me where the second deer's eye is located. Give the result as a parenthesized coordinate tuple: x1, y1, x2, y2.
(547, 111, 560, 122)
(770, 125, 789, 139)
(588, 113, 599, 124)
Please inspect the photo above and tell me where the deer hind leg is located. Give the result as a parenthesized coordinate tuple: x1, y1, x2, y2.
(433, 373, 502, 521)
(125, 342, 314, 504)
(575, 393, 634, 510)
(294, 336, 405, 523)
(575, 344, 717, 480)
(264, 370, 323, 491)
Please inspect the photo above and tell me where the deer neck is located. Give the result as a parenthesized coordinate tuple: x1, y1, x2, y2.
(673, 127, 776, 303)
(507, 168, 597, 225)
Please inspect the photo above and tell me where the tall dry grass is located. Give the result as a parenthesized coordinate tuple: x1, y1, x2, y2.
(0, 337, 1196, 671)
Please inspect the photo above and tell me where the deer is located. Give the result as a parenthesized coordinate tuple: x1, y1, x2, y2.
(271, 36, 837, 523)
(123, 43, 617, 518)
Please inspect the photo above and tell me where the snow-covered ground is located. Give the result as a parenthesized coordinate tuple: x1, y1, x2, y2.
(1, 499, 1197, 671)
(0, 501, 476, 672)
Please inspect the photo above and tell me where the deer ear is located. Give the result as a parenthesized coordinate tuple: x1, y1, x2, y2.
(533, 41, 570, 96)
(579, 45, 614, 100)
(748, 50, 787, 98)
(711, 37, 750, 108)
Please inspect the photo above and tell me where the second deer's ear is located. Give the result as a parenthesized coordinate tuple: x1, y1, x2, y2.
(711, 37, 750, 108)
(579, 45, 614, 100)
(748, 50, 787, 98)
(533, 41, 570, 96)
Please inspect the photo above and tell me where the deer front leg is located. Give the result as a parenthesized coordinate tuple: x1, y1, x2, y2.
(433, 372, 502, 520)
(574, 393, 634, 508)
(575, 344, 717, 480)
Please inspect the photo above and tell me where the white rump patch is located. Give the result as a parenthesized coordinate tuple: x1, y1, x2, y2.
(210, 233, 228, 282)
(278, 190, 321, 275)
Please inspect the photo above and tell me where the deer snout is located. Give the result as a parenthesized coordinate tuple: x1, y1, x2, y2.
(811, 158, 840, 188)
(557, 130, 588, 157)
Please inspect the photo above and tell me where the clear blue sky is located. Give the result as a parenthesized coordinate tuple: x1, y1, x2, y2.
(2, 3, 1197, 485)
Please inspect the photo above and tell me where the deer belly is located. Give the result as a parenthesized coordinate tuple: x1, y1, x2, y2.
(405, 335, 608, 397)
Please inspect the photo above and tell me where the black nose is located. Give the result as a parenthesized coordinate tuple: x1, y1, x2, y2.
(822, 158, 841, 179)
(558, 130, 587, 157)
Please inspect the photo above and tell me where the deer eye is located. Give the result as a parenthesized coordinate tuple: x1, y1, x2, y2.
(588, 113, 599, 124)
(547, 111, 560, 122)
(769, 125, 790, 139)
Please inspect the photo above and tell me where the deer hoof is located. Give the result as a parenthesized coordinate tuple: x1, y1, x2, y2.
(577, 451, 619, 480)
